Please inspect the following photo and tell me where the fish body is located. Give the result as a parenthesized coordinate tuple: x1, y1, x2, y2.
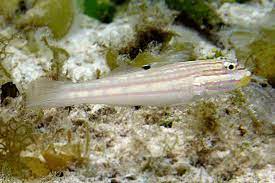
(26, 59, 251, 108)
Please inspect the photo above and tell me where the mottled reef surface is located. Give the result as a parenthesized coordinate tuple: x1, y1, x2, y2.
(0, 0, 274, 182)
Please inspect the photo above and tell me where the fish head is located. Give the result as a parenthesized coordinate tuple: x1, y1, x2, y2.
(223, 61, 251, 88)
(193, 60, 251, 95)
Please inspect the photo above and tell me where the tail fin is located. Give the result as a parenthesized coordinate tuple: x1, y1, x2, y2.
(25, 78, 66, 108)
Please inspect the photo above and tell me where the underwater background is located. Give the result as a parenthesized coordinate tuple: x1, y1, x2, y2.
(0, 0, 274, 182)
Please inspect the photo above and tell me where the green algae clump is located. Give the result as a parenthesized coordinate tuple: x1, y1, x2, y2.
(228, 10, 275, 86)
(189, 101, 220, 136)
(130, 52, 162, 67)
(0, 0, 22, 20)
(0, 113, 36, 178)
(43, 38, 70, 80)
(0, 36, 12, 85)
(106, 49, 119, 70)
(0, 99, 91, 179)
(0, 0, 75, 39)
(15, 0, 74, 39)
(165, 0, 223, 30)
(247, 38, 275, 86)
(83, 0, 116, 23)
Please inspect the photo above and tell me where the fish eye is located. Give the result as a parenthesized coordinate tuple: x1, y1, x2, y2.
(224, 62, 236, 71)
(228, 64, 235, 70)
(142, 64, 151, 70)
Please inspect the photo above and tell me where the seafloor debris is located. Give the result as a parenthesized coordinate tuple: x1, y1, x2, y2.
(0, 0, 274, 182)
(0, 98, 90, 179)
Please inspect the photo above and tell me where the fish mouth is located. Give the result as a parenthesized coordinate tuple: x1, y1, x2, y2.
(237, 70, 251, 87)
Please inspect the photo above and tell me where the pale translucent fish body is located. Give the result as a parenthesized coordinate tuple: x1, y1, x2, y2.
(26, 60, 251, 108)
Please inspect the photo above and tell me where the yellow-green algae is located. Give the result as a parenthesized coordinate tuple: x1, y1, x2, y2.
(225, 10, 275, 86)
(0, 0, 75, 39)
(111, 1, 197, 69)
(0, 104, 39, 178)
(0, 34, 13, 85)
(165, 0, 223, 30)
(24, 30, 41, 54)
(0, 0, 22, 20)
(106, 49, 119, 71)
(179, 90, 271, 180)
(165, 0, 224, 46)
(165, 0, 253, 29)
(0, 99, 90, 179)
(16, 0, 75, 39)
(130, 52, 163, 67)
(122, 1, 176, 58)
(43, 38, 70, 80)
(231, 34, 275, 85)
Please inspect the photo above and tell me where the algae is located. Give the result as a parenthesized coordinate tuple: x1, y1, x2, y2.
(0, 110, 36, 178)
(0, 99, 90, 179)
(83, 0, 116, 23)
(247, 39, 275, 86)
(0, 0, 274, 182)
(117, 1, 193, 67)
(166, 0, 223, 28)
(106, 49, 119, 70)
(219, 0, 252, 3)
(129, 52, 162, 67)
(43, 38, 70, 80)
(15, 0, 74, 39)
(0, 34, 15, 85)
(190, 101, 220, 135)
(0, 64, 11, 86)
(142, 107, 171, 125)
(20, 157, 50, 177)
(24, 30, 41, 54)
(141, 156, 173, 177)
(228, 15, 275, 86)
(0, 0, 74, 39)
(103, 1, 196, 69)
(181, 91, 271, 180)
(0, 0, 22, 20)
(120, 28, 177, 62)
(166, 0, 224, 46)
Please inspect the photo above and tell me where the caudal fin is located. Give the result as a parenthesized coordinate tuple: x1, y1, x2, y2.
(25, 78, 66, 108)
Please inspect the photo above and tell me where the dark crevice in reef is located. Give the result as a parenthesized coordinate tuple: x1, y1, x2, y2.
(268, 78, 275, 88)
(1, 82, 19, 103)
(111, 0, 128, 5)
(121, 28, 173, 60)
(15, 0, 29, 16)
(174, 12, 226, 48)
(165, 0, 226, 48)
(18, 0, 28, 14)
